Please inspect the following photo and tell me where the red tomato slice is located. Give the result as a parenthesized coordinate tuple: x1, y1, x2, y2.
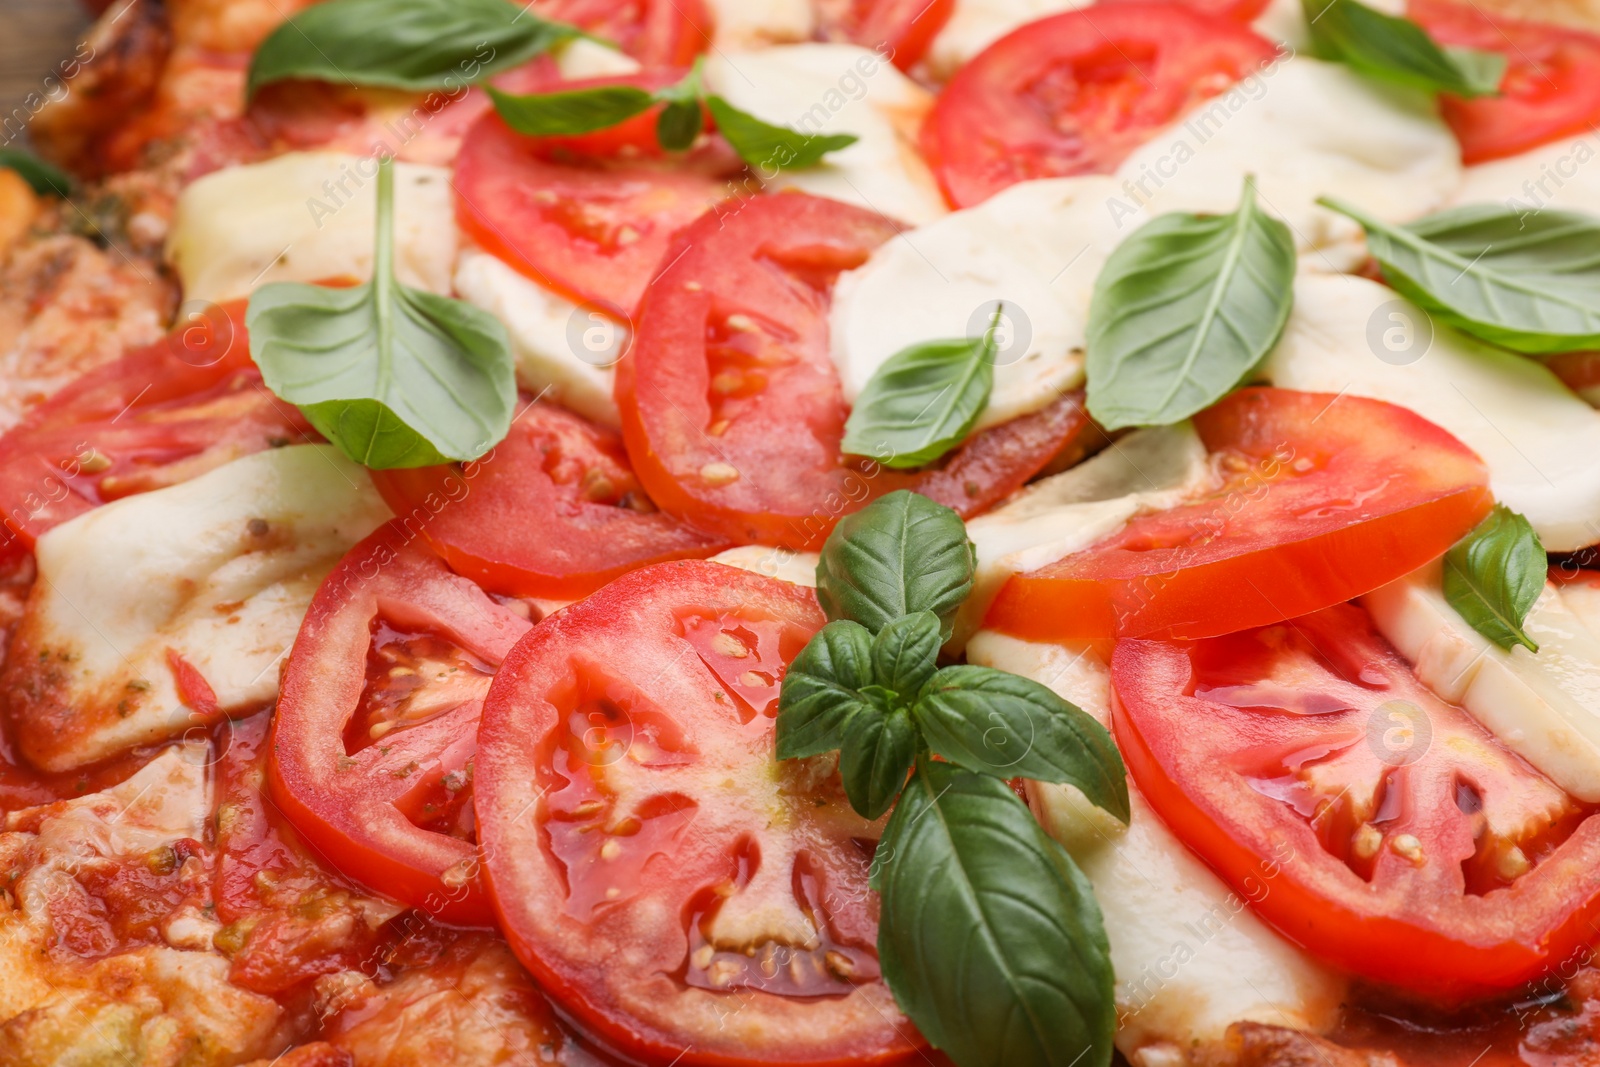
(1104, 0, 1272, 20)
(268, 522, 533, 926)
(476, 561, 920, 1067)
(0, 301, 313, 555)
(1410, 0, 1600, 164)
(531, 0, 714, 67)
(986, 387, 1493, 641)
(455, 111, 739, 319)
(1112, 604, 1600, 1001)
(815, 0, 956, 71)
(920, 3, 1279, 207)
(369, 401, 729, 600)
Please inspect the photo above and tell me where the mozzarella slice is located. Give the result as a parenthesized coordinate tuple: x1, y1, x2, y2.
(168, 151, 456, 303)
(1364, 562, 1600, 801)
(702, 44, 947, 227)
(1264, 272, 1600, 552)
(1114, 58, 1461, 272)
(453, 249, 623, 427)
(710, 545, 820, 587)
(553, 38, 644, 79)
(1453, 133, 1600, 216)
(953, 424, 1216, 644)
(8, 445, 392, 772)
(703, 0, 815, 49)
(1252, 0, 1406, 50)
(924, 0, 1088, 80)
(830, 176, 1129, 431)
(965, 631, 1345, 1060)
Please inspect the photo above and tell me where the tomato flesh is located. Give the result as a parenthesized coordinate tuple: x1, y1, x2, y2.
(985, 387, 1493, 641)
(475, 561, 920, 1066)
(268, 523, 532, 926)
(531, 0, 714, 67)
(370, 401, 729, 600)
(1112, 604, 1600, 1001)
(815, 0, 956, 71)
(920, 3, 1279, 207)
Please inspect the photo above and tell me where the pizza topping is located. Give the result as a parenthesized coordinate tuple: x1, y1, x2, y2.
(528, 0, 715, 68)
(814, 0, 956, 70)
(1303, 0, 1504, 98)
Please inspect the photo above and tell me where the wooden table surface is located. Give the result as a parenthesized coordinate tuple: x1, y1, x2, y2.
(0, 0, 91, 145)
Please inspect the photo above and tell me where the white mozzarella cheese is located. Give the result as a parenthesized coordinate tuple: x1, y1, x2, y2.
(1251, 0, 1406, 50)
(553, 38, 644, 79)
(924, 0, 1088, 80)
(168, 151, 457, 303)
(453, 249, 623, 427)
(1265, 273, 1600, 553)
(955, 424, 1216, 643)
(702, 44, 947, 226)
(710, 545, 820, 587)
(13, 445, 392, 771)
(1453, 132, 1600, 216)
(1114, 58, 1461, 272)
(965, 631, 1345, 1060)
(1364, 562, 1600, 801)
(703, 0, 815, 49)
(830, 176, 1128, 431)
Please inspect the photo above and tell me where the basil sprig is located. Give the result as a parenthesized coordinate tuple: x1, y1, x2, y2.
(490, 59, 857, 169)
(777, 489, 1128, 1067)
(1304, 0, 1505, 98)
(247, 158, 515, 468)
(1087, 177, 1295, 430)
(1444, 504, 1547, 654)
(842, 308, 1000, 468)
(248, 0, 577, 99)
(1323, 198, 1600, 354)
(0, 148, 72, 198)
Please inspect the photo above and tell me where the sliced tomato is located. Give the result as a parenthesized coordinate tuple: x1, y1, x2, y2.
(1410, 0, 1600, 164)
(1105, 0, 1272, 20)
(532, 0, 714, 67)
(0, 300, 313, 555)
(986, 387, 1493, 641)
(369, 401, 729, 600)
(268, 522, 533, 926)
(815, 0, 956, 71)
(455, 111, 739, 319)
(476, 561, 920, 1067)
(1113, 604, 1600, 1001)
(920, 3, 1279, 207)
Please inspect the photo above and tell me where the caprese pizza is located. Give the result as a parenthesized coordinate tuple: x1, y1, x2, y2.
(5, 0, 1600, 1065)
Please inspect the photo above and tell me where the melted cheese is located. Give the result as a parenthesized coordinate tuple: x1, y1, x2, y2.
(1252, 0, 1406, 50)
(924, 0, 1088, 80)
(453, 249, 623, 427)
(1114, 58, 1461, 273)
(11, 445, 391, 772)
(703, 0, 815, 48)
(1453, 133, 1600, 216)
(965, 631, 1345, 1061)
(702, 44, 947, 226)
(830, 176, 1126, 430)
(553, 37, 644, 79)
(168, 151, 457, 303)
(1264, 273, 1600, 552)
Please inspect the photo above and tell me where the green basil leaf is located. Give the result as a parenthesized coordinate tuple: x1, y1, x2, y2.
(488, 84, 656, 137)
(248, 0, 575, 98)
(1304, 0, 1505, 98)
(841, 312, 998, 469)
(1086, 177, 1295, 430)
(653, 60, 706, 151)
(705, 95, 857, 171)
(248, 158, 515, 468)
(1322, 198, 1600, 354)
(776, 619, 876, 759)
(1443, 504, 1546, 654)
(838, 706, 917, 820)
(876, 761, 1115, 1067)
(914, 666, 1130, 822)
(815, 491, 976, 638)
(0, 148, 72, 198)
(870, 612, 942, 702)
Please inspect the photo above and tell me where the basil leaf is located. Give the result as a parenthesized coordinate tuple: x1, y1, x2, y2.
(1304, 0, 1505, 98)
(841, 312, 998, 469)
(815, 491, 976, 638)
(914, 666, 1130, 822)
(705, 96, 857, 171)
(248, 0, 575, 98)
(653, 60, 706, 152)
(870, 612, 942, 702)
(0, 148, 72, 198)
(1322, 198, 1600, 354)
(876, 761, 1115, 1067)
(1443, 505, 1546, 654)
(488, 84, 655, 137)
(838, 705, 917, 820)
(248, 158, 515, 468)
(776, 619, 876, 759)
(1086, 177, 1295, 431)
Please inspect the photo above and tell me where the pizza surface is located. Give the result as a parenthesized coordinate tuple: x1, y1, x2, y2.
(7, 1, 1600, 1066)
